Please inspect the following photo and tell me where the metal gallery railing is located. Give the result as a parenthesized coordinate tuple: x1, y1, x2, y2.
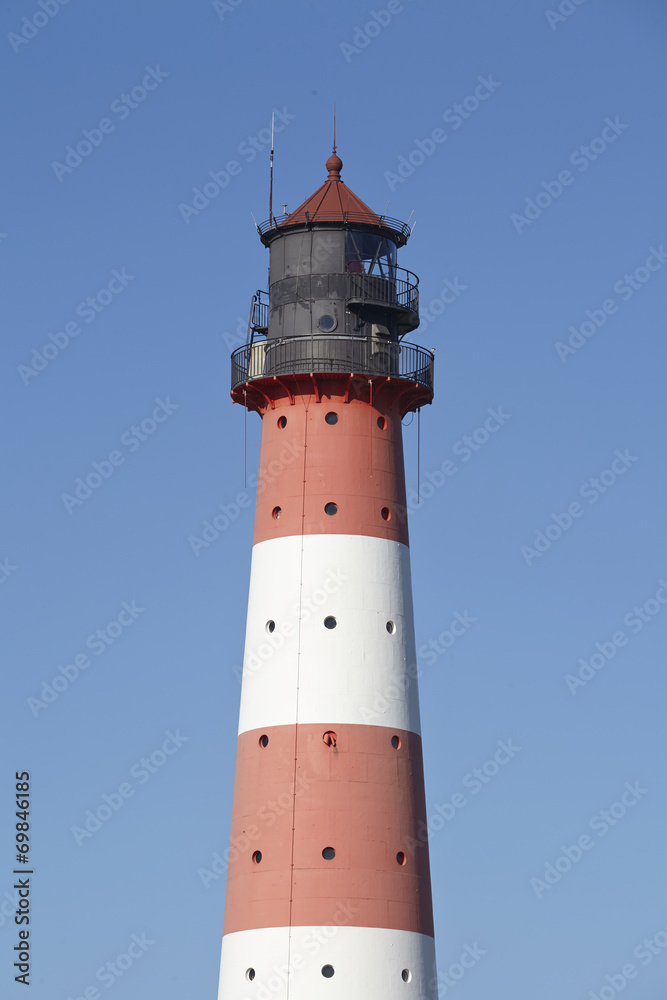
(250, 267, 419, 335)
(231, 336, 433, 391)
(257, 212, 412, 244)
(346, 266, 418, 316)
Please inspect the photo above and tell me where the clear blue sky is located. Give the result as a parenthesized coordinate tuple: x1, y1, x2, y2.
(2, 1, 666, 997)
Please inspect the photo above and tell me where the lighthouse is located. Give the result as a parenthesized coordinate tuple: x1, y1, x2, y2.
(218, 146, 437, 1000)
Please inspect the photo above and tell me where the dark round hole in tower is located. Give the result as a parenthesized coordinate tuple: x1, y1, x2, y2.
(272, 506, 282, 520)
(318, 314, 337, 332)
(259, 735, 269, 748)
(277, 415, 287, 429)
(402, 969, 412, 983)
(321, 965, 335, 978)
(391, 735, 402, 750)
(252, 850, 262, 864)
(322, 846, 336, 860)
(381, 507, 391, 521)
(324, 502, 338, 516)
(325, 412, 338, 425)
(246, 968, 256, 982)
(323, 731, 337, 747)
(323, 616, 337, 630)
(377, 416, 387, 430)
(266, 620, 275, 633)
(396, 851, 406, 866)
(386, 620, 396, 634)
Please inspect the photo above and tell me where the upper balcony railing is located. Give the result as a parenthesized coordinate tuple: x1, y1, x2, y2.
(249, 267, 419, 340)
(346, 265, 418, 320)
(231, 336, 433, 392)
(257, 212, 413, 246)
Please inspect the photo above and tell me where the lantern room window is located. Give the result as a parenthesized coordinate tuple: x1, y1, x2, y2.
(345, 232, 396, 278)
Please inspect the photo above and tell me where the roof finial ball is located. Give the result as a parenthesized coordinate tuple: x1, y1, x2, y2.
(326, 152, 343, 180)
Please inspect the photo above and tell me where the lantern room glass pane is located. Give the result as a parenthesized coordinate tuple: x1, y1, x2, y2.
(345, 233, 396, 277)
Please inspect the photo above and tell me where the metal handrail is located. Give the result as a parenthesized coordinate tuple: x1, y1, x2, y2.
(257, 212, 412, 242)
(231, 336, 433, 391)
(250, 290, 269, 331)
(345, 266, 418, 314)
(253, 267, 419, 317)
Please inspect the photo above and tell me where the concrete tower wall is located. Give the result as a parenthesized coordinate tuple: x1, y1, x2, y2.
(218, 389, 436, 1000)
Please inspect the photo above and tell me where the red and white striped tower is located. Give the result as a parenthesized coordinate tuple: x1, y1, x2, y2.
(218, 148, 437, 1000)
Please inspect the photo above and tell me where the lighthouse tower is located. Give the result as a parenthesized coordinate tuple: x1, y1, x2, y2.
(218, 147, 437, 1000)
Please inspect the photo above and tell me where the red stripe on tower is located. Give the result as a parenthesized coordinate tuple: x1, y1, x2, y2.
(218, 147, 437, 1000)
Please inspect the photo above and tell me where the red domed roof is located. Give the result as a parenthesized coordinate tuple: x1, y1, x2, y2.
(257, 148, 412, 246)
(279, 151, 383, 228)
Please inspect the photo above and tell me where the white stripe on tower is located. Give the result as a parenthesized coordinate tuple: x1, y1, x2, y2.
(218, 927, 437, 1000)
(238, 533, 421, 733)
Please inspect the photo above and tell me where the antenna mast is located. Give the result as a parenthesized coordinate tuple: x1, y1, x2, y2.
(269, 111, 275, 227)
